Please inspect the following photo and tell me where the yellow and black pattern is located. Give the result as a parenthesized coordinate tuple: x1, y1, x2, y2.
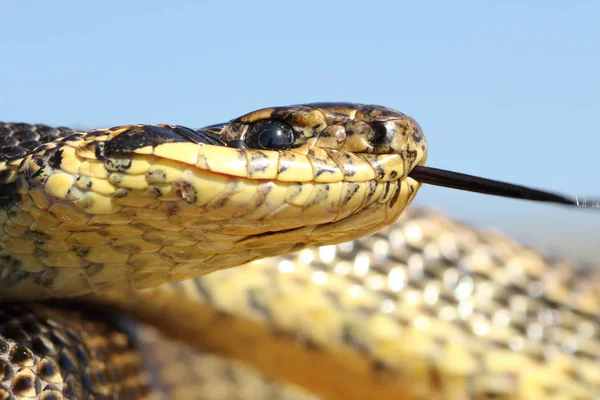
(0, 103, 598, 399)
(0, 103, 426, 300)
(0, 302, 151, 399)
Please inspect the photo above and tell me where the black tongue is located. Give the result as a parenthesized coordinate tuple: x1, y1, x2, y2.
(408, 165, 599, 208)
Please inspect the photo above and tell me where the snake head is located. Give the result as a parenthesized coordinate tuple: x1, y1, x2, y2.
(190, 102, 428, 243)
(7, 104, 427, 298)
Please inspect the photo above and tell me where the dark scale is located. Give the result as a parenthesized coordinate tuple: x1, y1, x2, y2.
(0, 123, 79, 208)
(103, 124, 221, 156)
(0, 123, 77, 163)
(0, 303, 151, 398)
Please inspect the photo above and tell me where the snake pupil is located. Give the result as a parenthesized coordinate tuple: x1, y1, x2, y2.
(245, 120, 294, 150)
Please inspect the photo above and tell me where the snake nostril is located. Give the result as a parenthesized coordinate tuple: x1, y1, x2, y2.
(367, 121, 411, 154)
(368, 123, 389, 148)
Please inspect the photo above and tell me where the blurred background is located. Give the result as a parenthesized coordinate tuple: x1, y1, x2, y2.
(1, 1, 598, 262)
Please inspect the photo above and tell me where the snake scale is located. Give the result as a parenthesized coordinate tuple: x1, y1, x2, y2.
(0, 103, 598, 400)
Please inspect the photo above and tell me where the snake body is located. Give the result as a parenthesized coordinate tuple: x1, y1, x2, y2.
(0, 104, 598, 399)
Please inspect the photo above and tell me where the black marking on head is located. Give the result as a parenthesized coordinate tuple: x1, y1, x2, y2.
(307, 149, 339, 177)
(94, 142, 106, 160)
(315, 165, 337, 178)
(32, 143, 51, 154)
(84, 129, 108, 139)
(174, 126, 225, 146)
(277, 163, 289, 174)
(404, 149, 418, 169)
(42, 145, 58, 159)
(106, 125, 225, 156)
(198, 122, 228, 132)
(57, 133, 83, 144)
(413, 131, 424, 144)
(342, 182, 360, 205)
(306, 184, 329, 208)
(370, 159, 385, 180)
(369, 122, 393, 147)
(284, 183, 301, 202)
(331, 152, 357, 177)
(48, 148, 64, 170)
(109, 175, 123, 185)
(147, 168, 167, 182)
(248, 151, 270, 173)
(29, 158, 48, 180)
(104, 126, 185, 155)
(361, 104, 406, 120)
(382, 181, 391, 200)
(175, 181, 198, 203)
(389, 183, 402, 208)
(104, 157, 132, 172)
(365, 180, 378, 203)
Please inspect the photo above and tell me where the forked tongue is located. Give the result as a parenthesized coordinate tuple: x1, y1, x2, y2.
(409, 165, 598, 208)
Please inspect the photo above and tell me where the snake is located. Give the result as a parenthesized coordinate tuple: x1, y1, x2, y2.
(0, 103, 598, 400)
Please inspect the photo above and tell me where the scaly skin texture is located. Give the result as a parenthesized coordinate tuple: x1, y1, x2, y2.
(0, 104, 597, 399)
(1, 209, 598, 399)
(102, 208, 600, 400)
(0, 303, 152, 399)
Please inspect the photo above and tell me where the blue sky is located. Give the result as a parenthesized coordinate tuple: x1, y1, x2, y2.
(2, 1, 599, 261)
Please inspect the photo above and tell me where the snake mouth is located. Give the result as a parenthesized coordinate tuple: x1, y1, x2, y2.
(116, 136, 425, 244)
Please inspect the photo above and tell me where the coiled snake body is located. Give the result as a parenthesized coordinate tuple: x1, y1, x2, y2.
(0, 103, 597, 399)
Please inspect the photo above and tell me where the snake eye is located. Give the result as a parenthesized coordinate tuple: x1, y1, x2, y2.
(244, 120, 295, 150)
